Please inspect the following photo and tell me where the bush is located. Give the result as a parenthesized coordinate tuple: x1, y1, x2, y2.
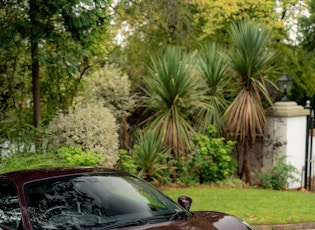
(48, 103, 119, 167)
(191, 125, 236, 183)
(56, 147, 104, 166)
(118, 131, 172, 185)
(257, 156, 299, 190)
(0, 147, 104, 174)
(116, 149, 137, 174)
(81, 64, 135, 121)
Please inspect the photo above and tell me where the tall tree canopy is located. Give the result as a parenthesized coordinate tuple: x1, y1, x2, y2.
(113, 0, 303, 85)
(113, 0, 198, 84)
(0, 0, 113, 129)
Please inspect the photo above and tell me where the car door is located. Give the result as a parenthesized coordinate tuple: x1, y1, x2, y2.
(0, 182, 23, 230)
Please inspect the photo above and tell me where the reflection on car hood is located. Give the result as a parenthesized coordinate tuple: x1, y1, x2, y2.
(118, 211, 252, 230)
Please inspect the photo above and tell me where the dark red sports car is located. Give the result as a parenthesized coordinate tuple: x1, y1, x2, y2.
(0, 167, 254, 230)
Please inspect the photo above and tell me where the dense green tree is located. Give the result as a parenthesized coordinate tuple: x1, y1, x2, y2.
(294, 0, 315, 104)
(194, 0, 303, 43)
(0, 0, 113, 129)
(223, 19, 279, 184)
(113, 0, 198, 84)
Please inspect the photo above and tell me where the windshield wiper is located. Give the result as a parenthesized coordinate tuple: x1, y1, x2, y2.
(97, 219, 141, 229)
(98, 213, 182, 229)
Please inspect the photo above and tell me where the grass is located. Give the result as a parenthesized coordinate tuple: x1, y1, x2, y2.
(163, 186, 315, 226)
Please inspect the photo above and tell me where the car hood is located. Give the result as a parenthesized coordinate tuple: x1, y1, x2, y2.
(120, 211, 252, 230)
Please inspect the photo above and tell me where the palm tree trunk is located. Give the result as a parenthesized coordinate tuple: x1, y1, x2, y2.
(243, 140, 251, 184)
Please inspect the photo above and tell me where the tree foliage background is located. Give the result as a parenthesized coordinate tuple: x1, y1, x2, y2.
(1, 0, 315, 184)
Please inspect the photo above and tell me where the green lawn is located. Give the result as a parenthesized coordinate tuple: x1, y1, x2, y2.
(163, 186, 315, 226)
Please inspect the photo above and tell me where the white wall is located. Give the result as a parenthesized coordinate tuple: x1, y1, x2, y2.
(286, 116, 307, 188)
(264, 102, 309, 189)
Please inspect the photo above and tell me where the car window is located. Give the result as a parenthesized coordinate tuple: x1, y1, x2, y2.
(24, 173, 184, 229)
(0, 182, 22, 229)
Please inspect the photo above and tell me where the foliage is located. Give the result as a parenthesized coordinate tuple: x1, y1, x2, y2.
(113, 0, 198, 84)
(173, 156, 198, 186)
(0, 123, 45, 156)
(292, 0, 315, 104)
(56, 147, 104, 167)
(48, 103, 119, 167)
(191, 125, 236, 183)
(142, 46, 209, 159)
(194, 0, 301, 43)
(0, 153, 59, 174)
(215, 177, 245, 189)
(116, 149, 137, 174)
(0, 0, 113, 128)
(197, 42, 230, 134)
(80, 64, 135, 121)
(223, 19, 280, 184)
(79, 64, 136, 149)
(0, 147, 104, 174)
(257, 156, 299, 190)
(132, 131, 172, 185)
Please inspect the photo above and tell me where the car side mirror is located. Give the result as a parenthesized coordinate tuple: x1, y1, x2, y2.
(178, 196, 192, 211)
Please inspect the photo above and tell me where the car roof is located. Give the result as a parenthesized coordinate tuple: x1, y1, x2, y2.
(0, 167, 126, 186)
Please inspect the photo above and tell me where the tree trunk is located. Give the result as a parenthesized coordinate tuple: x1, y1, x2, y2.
(243, 140, 251, 184)
(31, 47, 40, 128)
(30, 0, 41, 129)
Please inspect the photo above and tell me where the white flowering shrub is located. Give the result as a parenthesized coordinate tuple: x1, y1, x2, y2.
(81, 64, 135, 120)
(48, 103, 119, 167)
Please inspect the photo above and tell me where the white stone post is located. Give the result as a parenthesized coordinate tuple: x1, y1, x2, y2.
(263, 101, 309, 189)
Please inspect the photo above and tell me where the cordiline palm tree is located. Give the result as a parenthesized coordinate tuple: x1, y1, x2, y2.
(197, 42, 231, 134)
(142, 46, 209, 161)
(223, 19, 279, 184)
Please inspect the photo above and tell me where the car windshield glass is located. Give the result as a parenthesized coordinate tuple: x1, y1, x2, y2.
(24, 173, 185, 229)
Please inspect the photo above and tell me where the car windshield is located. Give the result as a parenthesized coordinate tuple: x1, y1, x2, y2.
(24, 173, 186, 229)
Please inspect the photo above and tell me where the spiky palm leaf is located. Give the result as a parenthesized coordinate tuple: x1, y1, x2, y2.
(197, 42, 230, 133)
(133, 131, 171, 185)
(143, 46, 209, 159)
(224, 19, 278, 144)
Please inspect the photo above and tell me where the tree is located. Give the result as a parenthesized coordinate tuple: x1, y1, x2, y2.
(113, 0, 198, 84)
(0, 0, 113, 129)
(294, 0, 315, 104)
(194, 0, 302, 43)
(223, 19, 279, 184)
(79, 64, 135, 149)
(142, 46, 209, 160)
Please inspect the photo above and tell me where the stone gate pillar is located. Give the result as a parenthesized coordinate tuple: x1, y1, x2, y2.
(263, 101, 309, 188)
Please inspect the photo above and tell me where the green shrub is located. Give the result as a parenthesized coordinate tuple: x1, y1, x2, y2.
(173, 156, 199, 186)
(116, 149, 137, 174)
(191, 125, 236, 183)
(48, 103, 119, 167)
(0, 147, 104, 174)
(81, 64, 135, 121)
(215, 177, 245, 188)
(119, 131, 172, 185)
(0, 152, 59, 174)
(56, 147, 104, 166)
(257, 156, 299, 190)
